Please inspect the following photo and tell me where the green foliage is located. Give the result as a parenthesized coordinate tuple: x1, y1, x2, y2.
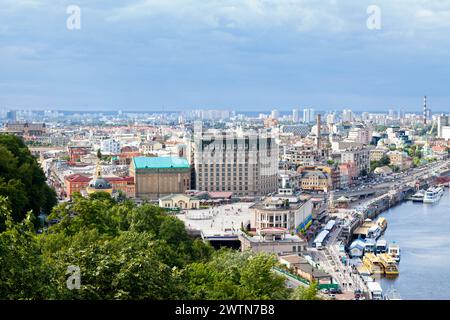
(186, 249, 289, 300)
(0, 197, 54, 299)
(0, 135, 57, 231)
(290, 281, 320, 300)
(370, 155, 391, 172)
(1, 194, 289, 300)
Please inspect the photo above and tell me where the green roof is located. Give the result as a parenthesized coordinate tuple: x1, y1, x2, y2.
(133, 157, 190, 169)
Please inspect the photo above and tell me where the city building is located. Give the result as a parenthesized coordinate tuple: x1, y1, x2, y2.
(292, 108, 300, 123)
(239, 229, 307, 255)
(130, 156, 191, 200)
(100, 139, 121, 155)
(369, 147, 389, 162)
(387, 150, 412, 170)
(271, 109, 280, 120)
(68, 146, 90, 163)
(303, 108, 315, 123)
(158, 194, 200, 210)
(4, 122, 46, 136)
(437, 115, 450, 140)
(297, 166, 335, 192)
(6, 110, 17, 123)
(280, 124, 310, 137)
(250, 195, 313, 233)
(64, 173, 135, 199)
(340, 148, 370, 175)
(283, 143, 323, 166)
(189, 129, 278, 197)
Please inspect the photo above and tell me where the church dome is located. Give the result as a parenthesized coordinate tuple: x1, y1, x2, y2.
(88, 178, 112, 190)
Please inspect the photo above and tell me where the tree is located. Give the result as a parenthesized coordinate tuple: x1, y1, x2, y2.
(360, 169, 368, 177)
(1, 193, 291, 300)
(186, 249, 290, 300)
(0, 135, 57, 231)
(97, 148, 102, 159)
(0, 196, 53, 299)
(290, 281, 320, 300)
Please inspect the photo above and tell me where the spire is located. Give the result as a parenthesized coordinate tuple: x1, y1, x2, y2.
(95, 160, 102, 178)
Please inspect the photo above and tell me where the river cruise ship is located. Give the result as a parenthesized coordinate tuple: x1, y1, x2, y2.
(423, 186, 444, 204)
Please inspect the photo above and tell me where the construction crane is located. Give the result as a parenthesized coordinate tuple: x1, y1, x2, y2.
(428, 120, 436, 136)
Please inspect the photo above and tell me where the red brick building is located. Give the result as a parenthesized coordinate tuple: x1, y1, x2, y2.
(65, 174, 135, 199)
(68, 146, 90, 163)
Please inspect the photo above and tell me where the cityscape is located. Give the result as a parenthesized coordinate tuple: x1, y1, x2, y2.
(1, 0, 450, 311)
(1, 104, 449, 301)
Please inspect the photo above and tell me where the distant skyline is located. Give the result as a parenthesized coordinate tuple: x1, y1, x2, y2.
(1, 1, 450, 112)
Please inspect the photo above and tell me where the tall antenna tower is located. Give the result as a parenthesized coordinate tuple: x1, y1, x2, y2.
(423, 96, 427, 126)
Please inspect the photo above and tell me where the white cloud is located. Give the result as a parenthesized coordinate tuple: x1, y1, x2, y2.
(106, 0, 348, 33)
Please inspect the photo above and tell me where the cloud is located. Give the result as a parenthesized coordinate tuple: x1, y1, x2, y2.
(106, 0, 348, 33)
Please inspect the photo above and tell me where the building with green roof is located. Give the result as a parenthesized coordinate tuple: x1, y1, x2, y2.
(130, 156, 191, 199)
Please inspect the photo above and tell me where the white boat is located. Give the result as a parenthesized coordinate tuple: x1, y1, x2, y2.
(388, 243, 401, 263)
(367, 281, 384, 300)
(423, 186, 444, 204)
(409, 190, 425, 202)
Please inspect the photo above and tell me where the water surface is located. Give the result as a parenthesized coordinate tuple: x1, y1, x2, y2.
(379, 188, 450, 299)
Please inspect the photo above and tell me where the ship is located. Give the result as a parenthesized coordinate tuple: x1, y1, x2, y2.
(423, 186, 444, 204)
(363, 253, 384, 275)
(378, 253, 399, 276)
(376, 217, 388, 232)
(388, 243, 401, 263)
(408, 190, 425, 202)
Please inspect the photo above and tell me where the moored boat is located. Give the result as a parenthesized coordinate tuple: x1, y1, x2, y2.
(409, 190, 425, 202)
(363, 253, 384, 275)
(423, 186, 444, 204)
(376, 217, 388, 232)
(388, 243, 401, 262)
(378, 253, 399, 276)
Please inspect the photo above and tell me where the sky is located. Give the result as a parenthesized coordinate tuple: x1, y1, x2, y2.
(1, 0, 450, 112)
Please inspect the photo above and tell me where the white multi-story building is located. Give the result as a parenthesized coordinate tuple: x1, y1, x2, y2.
(292, 108, 300, 123)
(339, 148, 370, 175)
(342, 109, 354, 122)
(437, 115, 450, 140)
(345, 127, 372, 145)
(189, 128, 279, 197)
(271, 109, 280, 120)
(100, 139, 121, 155)
(303, 108, 315, 123)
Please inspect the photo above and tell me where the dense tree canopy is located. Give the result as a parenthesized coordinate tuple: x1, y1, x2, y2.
(0, 134, 57, 231)
(0, 193, 315, 300)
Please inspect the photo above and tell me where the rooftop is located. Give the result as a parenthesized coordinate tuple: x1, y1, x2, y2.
(132, 156, 190, 169)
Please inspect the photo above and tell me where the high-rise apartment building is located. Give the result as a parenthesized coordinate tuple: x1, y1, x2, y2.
(271, 109, 280, 120)
(303, 108, 315, 123)
(292, 108, 300, 123)
(342, 109, 353, 122)
(189, 127, 279, 197)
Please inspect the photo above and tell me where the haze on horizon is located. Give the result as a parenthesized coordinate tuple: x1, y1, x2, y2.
(1, 0, 450, 113)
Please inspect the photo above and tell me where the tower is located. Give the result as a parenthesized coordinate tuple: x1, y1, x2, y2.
(423, 96, 427, 126)
(316, 114, 321, 150)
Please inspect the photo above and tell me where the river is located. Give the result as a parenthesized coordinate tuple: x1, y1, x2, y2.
(378, 187, 450, 300)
